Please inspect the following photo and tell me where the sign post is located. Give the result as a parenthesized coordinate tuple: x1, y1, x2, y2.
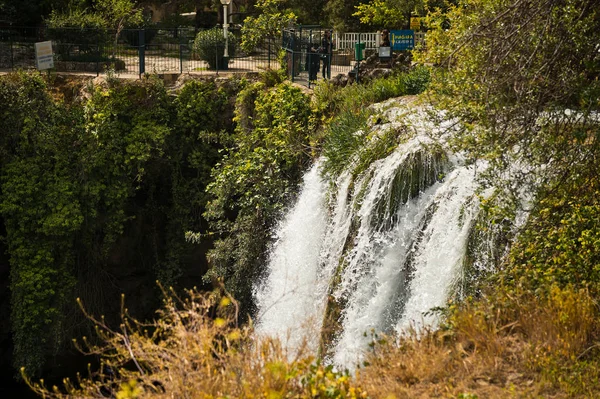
(35, 41, 54, 70)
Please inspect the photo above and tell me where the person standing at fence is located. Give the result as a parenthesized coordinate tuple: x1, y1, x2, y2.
(320, 30, 333, 79)
(381, 29, 391, 47)
(308, 43, 320, 82)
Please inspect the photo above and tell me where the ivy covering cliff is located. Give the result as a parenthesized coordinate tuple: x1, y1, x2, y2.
(0, 73, 242, 377)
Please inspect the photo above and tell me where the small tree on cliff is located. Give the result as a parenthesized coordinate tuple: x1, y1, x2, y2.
(95, 0, 143, 57)
(417, 0, 600, 186)
(240, 0, 297, 53)
(47, 0, 143, 59)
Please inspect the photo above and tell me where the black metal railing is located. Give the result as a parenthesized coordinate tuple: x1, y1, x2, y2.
(0, 26, 280, 76)
(283, 26, 353, 88)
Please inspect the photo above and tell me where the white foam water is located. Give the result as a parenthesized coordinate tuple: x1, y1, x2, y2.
(254, 162, 329, 352)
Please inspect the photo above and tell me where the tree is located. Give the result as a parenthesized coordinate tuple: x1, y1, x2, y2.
(96, 0, 143, 57)
(353, 0, 422, 29)
(324, 0, 363, 32)
(417, 0, 600, 192)
(240, 0, 296, 53)
(1, 0, 67, 25)
(286, 0, 327, 25)
(352, 0, 455, 30)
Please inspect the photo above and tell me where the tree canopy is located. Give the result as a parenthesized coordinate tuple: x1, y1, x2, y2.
(417, 0, 600, 297)
(240, 0, 297, 53)
(47, 0, 143, 30)
(418, 0, 600, 187)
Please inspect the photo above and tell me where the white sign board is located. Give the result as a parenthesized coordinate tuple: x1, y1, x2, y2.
(35, 41, 54, 70)
(378, 46, 391, 58)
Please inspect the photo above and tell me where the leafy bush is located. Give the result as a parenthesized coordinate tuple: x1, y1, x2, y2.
(193, 28, 237, 70)
(46, 8, 108, 30)
(401, 65, 431, 95)
(240, 0, 297, 53)
(317, 67, 431, 179)
(506, 171, 600, 296)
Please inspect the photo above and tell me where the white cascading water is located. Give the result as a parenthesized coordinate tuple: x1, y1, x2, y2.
(254, 162, 329, 352)
(330, 157, 481, 367)
(255, 101, 492, 368)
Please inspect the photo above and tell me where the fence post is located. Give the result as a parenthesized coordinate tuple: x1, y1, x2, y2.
(96, 42, 100, 77)
(138, 29, 145, 76)
(328, 35, 332, 80)
(291, 50, 295, 82)
(357, 33, 361, 85)
(215, 34, 219, 75)
(179, 28, 184, 74)
(9, 32, 14, 70)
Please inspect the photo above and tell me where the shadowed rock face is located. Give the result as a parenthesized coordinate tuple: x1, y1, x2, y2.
(0, 216, 37, 398)
(0, 216, 10, 371)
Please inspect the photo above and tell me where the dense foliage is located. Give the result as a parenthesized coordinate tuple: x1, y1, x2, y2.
(0, 73, 241, 377)
(46, 0, 143, 31)
(240, 0, 297, 53)
(0, 69, 317, 380)
(417, 0, 600, 292)
(202, 73, 315, 316)
(352, 0, 454, 29)
(419, 0, 600, 180)
(0, 73, 85, 377)
(507, 171, 600, 296)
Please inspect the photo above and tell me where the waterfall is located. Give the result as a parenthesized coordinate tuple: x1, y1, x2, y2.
(254, 162, 329, 352)
(255, 102, 497, 369)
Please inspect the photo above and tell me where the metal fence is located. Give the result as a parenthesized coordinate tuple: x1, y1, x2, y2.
(0, 26, 277, 76)
(282, 26, 354, 88)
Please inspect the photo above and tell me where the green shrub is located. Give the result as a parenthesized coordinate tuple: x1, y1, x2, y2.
(402, 65, 431, 95)
(506, 171, 600, 296)
(193, 28, 238, 70)
(318, 67, 432, 179)
(321, 108, 369, 177)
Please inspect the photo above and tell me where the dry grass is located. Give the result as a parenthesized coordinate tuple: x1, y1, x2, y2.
(23, 285, 600, 398)
(24, 286, 367, 399)
(356, 285, 600, 398)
